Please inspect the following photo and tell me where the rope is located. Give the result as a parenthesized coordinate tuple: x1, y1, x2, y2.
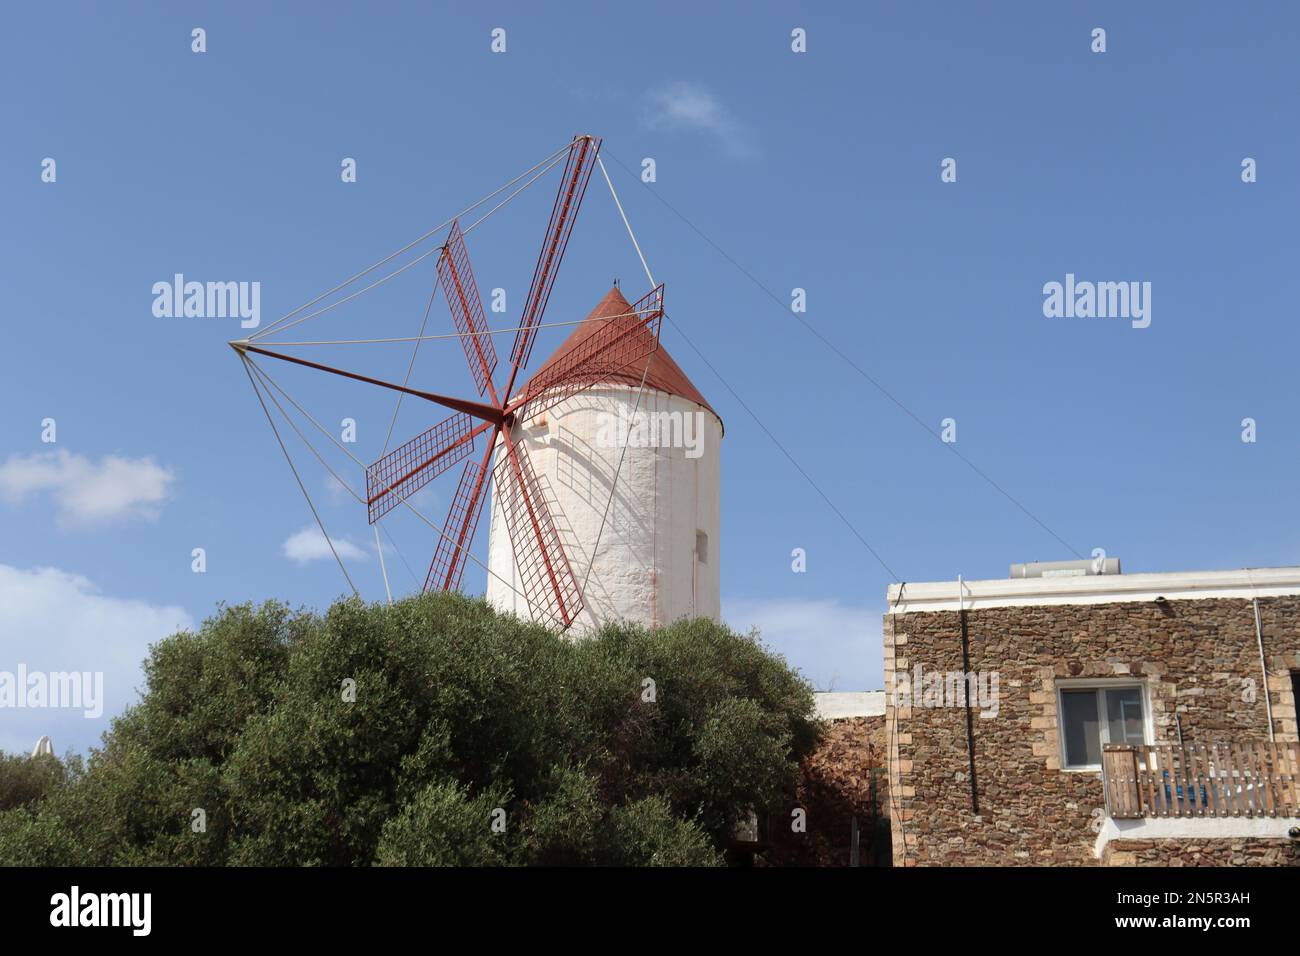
(239, 355, 360, 596)
(372, 262, 445, 604)
(253, 149, 568, 344)
(580, 155, 661, 611)
(375, 523, 393, 604)
(251, 250, 437, 342)
(252, 309, 660, 347)
(246, 358, 368, 470)
(462, 151, 569, 235)
(246, 360, 366, 506)
(251, 139, 575, 342)
(244, 354, 532, 606)
(379, 522, 422, 588)
(383, 283, 439, 455)
(663, 312, 901, 581)
(243, 357, 401, 606)
(601, 146, 1083, 563)
(597, 154, 655, 288)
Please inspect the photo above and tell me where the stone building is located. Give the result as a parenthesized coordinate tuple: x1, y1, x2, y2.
(883, 562, 1300, 866)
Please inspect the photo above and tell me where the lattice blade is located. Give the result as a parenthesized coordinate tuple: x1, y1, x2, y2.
(365, 413, 475, 523)
(511, 135, 601, 371)
(513, 284, 664, 422)
(423, 457, 489, 593)
(492, 437, 583, 629)
(438, 220, 498, 397)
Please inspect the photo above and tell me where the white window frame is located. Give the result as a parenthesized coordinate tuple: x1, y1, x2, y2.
(1055, 679, 1153, 772)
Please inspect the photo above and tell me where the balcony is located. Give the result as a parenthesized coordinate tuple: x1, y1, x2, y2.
(1101, 742, 1300, 819)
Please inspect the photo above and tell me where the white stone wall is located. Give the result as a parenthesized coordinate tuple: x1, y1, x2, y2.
(485, 386, 722, 633)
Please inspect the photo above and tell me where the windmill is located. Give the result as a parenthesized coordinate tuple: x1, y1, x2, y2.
(230, 134, 719, 632)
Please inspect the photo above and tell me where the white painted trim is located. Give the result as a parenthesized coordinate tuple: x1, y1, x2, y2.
(1094, 815, 1299, 858)
(887, 567, 1300, 615)
(814, 691, 886, 720)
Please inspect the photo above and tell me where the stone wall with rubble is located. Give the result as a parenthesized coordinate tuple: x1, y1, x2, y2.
(884, 595, 1300, 867)
(757, 716, 890, 866)
(1102, 838, 1300, 866)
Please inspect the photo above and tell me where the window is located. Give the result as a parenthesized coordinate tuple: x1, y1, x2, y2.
(692, 531, 709, 617)
(1057, 682, 1148, 770)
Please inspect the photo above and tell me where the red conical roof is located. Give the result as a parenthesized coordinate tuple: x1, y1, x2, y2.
(524, 287, 721, 426)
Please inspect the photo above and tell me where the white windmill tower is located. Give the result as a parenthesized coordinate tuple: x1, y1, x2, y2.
(235, 135, 722, 632)
(485, 285, 723, 631)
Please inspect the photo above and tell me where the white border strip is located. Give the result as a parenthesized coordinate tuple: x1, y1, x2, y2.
(1094, 815, 1298, 858)
(888, 567, 1300, 615)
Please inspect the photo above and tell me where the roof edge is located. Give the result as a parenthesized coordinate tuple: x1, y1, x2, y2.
(886, 566, 1300, 614)
(533, 381, 723, 434)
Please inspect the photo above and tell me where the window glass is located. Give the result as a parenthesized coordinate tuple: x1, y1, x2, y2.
(1106, 687, 1145, 745)
(1061, 689, 1101, 767)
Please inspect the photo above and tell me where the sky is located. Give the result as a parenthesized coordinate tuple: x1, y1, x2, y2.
(2, 2, 1299, 754)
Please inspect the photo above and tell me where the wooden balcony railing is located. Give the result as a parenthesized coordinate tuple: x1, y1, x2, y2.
(1101, 742, 1300, 820)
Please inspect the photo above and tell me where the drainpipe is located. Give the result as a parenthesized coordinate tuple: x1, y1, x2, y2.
(1253, 597, 1275, 741)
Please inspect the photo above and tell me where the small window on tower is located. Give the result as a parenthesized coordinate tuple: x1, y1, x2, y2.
(695, 531, 708, 563)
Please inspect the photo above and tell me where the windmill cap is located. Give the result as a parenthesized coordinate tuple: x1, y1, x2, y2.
(525, 287, 722, 431)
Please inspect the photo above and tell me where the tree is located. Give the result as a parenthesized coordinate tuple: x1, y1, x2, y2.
(0, 592, 818, 866)
(0, 751, 71, 812)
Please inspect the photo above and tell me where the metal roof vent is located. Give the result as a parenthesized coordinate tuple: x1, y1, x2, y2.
(1010, 557, 1121, 578)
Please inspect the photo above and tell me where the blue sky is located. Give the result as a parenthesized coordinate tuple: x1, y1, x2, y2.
(2, 2, 1298, 754)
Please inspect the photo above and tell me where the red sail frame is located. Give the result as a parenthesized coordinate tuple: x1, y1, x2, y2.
(491, 431, 584, 628)
(244, 135, 634, 631)
(438, 220, 498, 401)
(509, 284, 663, 422)
(424, 453, 491, 593)
(508, 136, 602, 381)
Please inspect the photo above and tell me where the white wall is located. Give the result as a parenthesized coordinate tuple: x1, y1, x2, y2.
(814, 691, 886, 720)
(485, 386, 722, 633)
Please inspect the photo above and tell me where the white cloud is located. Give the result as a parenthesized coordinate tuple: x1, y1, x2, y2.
(0, 450, 174, 527)
(642, 81, 757, 160)
(283, 524, 369, 564)
(323, 473, 353, 507)
(0, 564, 193, 755)
(723, 597, 883, 692)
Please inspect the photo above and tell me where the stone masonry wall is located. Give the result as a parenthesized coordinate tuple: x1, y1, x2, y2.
(759, 716, 889, 866)
(1102, 838, 1300, 866)
(885, 595, 1300, 866)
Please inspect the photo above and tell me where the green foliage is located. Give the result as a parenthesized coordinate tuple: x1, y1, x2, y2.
(0, 592, 817, 866)
(375, 780, 514, 867)
(603, 796, 721, 866)
(0, 751, 69, 811)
